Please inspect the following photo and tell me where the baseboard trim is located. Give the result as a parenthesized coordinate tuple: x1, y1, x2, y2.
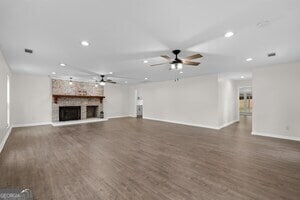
(0, 126, 12, 154)
(143, 117, 220, 130)
(108, 115, 132, 119)
(52, 118, 108, 127)
(218, 120, 239, 129)
(12, 122, 52, 128)
(252, 132, 300, 141)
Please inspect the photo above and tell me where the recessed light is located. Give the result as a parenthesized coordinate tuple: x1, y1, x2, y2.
(241, 76, 245, 79)
(143, 60, 148, 63)
(81, 41, 89, 46)
(144, 78, 148, 80)
(52, 72, 56, 75)
(224, 31, 234, 38)
(246, 58, 253, 62)
(109, 72, 113, 74)
(179, 71, 183, 74)
(125, 81, 128, 84)
(60, 63, 66, 67)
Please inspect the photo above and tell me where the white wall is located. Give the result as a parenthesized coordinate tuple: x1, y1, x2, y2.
(0, 50, 11, 152)
(11, 74, 52, 126)
(135, 75, 220, 129)
(253, 62, 300, 140)
(104, 84, 132, 118)
(218, 77, 238, 127)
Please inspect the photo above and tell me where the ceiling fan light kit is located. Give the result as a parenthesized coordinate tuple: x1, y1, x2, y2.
(170, 63, 183, 70)
(151, 49, 202, 70)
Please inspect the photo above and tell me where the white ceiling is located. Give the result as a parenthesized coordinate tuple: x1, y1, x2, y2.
(0, 0, 300, 83)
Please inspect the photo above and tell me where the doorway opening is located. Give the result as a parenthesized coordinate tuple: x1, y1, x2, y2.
(239, 87, 252, 116)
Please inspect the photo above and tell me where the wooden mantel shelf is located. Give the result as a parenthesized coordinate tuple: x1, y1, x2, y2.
(53, 94, 105, 104)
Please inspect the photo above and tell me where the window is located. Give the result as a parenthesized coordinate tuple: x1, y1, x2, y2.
(7, 75, 10, 127)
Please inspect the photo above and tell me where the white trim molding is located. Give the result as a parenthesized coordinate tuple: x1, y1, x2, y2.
(52, 118, 107, 127)
(218, 120, 239, 129)
(252, 132, 300, 141)
(108, 115, 132, 119)
(0, 126, 12, 154)
(143, 117, 220, 130)
(12, 122, 52, 128)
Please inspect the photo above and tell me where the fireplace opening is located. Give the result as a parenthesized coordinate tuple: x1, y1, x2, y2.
(86, 106, 98, 118)
(59, 106, 81, 121)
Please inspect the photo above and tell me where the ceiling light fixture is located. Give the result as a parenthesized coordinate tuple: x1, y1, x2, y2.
(81, 41, 89, 46)
(143, 60, 148, 63)
(225, 31, 234, 38)
(125, 81, 128, 84)
(180, 71, 183, 74)
(246, 58, 253, 62)
(241, 76, 245, 79)
(95, 83, 98, 87)
(52, 72, 56, 75)
(109, 72, 113, 74)
(60, 63, 66, 67)
(69, 77, 73, 85)
(170, 63, 183, 70)
(144, 78, 148, 80)
(100, 81, 106, 86)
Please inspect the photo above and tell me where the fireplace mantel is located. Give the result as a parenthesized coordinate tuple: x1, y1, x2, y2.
(53, 94, 105, 104)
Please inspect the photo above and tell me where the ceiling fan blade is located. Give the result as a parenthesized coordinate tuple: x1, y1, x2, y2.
(150, 62, 169, 66)
(183, 60, 200, 66)
(107, 81, 117, 84)
(184, 54, 203, 60)
(161, 55, 172, 60)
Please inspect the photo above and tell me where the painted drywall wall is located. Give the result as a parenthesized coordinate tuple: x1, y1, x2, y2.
(103, 84, 132, 118)
(0, 50, 11, 152)
(135, 75, 220, 129)
(252, 62, 300, 140)
(11, 74, 52, 126)
(218, 77, 238, 127)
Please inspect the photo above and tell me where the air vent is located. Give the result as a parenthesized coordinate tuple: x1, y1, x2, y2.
(268, 52, 276, 57)
(24, 48, 33, 54)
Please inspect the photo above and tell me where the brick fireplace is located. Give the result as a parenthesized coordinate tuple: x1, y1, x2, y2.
(52, 79, 105, 122)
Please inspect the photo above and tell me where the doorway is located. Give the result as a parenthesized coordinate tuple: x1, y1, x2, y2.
(239, 87, 252, 116)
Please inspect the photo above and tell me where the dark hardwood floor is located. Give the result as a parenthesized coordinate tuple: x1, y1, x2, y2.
(0, 116, 299, 199)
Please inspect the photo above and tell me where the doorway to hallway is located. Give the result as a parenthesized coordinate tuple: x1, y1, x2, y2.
(239, 87, 252, 116)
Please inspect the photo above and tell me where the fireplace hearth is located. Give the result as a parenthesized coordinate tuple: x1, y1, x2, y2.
(59, 106, 81, 121)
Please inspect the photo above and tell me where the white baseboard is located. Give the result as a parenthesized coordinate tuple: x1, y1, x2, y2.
(0, 126, 12, 154)
(12, 122, 52, 128)
(52, 118, 108, 127)
(108, 115, 132, 119)
(143, 117, 220, 130)
(218, 120, 239, 129)
(252, 132, 300, 141)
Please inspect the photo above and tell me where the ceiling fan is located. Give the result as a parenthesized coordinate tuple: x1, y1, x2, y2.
(151, 49, 203, 70)
(95, 75, 116, 86)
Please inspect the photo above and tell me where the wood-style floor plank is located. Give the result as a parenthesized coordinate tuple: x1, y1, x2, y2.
(0, 116, 299, 199)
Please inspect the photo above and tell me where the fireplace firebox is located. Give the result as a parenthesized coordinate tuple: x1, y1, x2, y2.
(59, 106, 81, 121)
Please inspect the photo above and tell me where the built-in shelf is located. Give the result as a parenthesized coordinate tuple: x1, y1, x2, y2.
(53, 94, 105, 104)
